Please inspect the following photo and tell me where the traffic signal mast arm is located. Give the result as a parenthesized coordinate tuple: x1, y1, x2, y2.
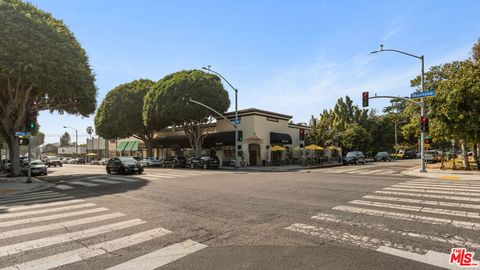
(184, 96, 237, 128)
(367, 95, 423, 107)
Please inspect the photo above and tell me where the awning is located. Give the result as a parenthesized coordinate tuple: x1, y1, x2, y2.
(203, 131, 236, 148)
(125, 141, 139, 152)
(152, 135, 190, 148)
(116, 141, 128, 151)
(270, 132, 292, 144)
(86, 153, 97, 156)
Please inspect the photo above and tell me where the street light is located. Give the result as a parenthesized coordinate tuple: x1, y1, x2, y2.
(371, 45, 427, 173)
(63, 126, 78, 157)
(202, 66, 239, 169)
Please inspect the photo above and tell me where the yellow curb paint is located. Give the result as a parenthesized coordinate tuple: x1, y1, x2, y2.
(439, 176, 461, 180)
(0, 189, 17, 195)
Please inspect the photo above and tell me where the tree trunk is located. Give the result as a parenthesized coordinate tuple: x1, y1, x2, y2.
(145, 140, 153, 157)
(5, 133, 20, 176)
(461, 140, 469, 170)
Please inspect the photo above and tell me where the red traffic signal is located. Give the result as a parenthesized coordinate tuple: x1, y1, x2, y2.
(424, 136, 432, 144)
(420, 116, 429, 132)
(362, 91, 369, 107)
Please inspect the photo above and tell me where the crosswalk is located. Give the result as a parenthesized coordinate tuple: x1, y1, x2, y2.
(311, 166, 404, 176)
(54, 169, 228, 190)
(0, 191, 206, 269)
(285, 178, 480, 269)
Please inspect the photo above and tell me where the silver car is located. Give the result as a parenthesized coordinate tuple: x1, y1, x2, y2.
(139, 157, 162, 167)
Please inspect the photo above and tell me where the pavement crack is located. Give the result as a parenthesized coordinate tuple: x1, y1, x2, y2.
(200, 229, 235, 244)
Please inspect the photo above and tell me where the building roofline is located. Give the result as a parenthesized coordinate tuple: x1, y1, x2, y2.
(220, 108, 293, 120)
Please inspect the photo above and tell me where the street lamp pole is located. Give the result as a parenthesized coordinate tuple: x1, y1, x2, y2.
(64, 126, 78, 157)
(202, 66, 239, 169)
(371, 45, 427, 173)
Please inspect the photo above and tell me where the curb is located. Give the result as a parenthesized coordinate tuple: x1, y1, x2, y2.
(0, 178, 55, 198)
(401, 168, 480, 181)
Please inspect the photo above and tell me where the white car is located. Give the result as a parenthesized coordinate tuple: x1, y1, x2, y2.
(139, 157, 162, 167)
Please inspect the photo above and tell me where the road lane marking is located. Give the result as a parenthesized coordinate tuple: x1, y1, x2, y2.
(285, 223, 425, 253)
(362, 195, 480, 210)
(349, 199, 480, 219)
(0, 227, 172, 270)
(375, 190, 480, 202)
(404, 180, 480, 187)
(358, 169, 385, 174)
(54, 185, 74, 190)
(0, 199, 85, 212)
(0, 196, 76, 207)
(0, 194, 67, 205)
(105, 239, 207, 270)
(394, 183, 480, 192)
(0, 212, 126, 240)
(376, 170, 396, 175)
(0, 203, 97, 220)
(384, 187, 480, 197)
(69, 181, 99, 187)
(107, 177, 141, 182)
(333, 205, 480, 230)
(0, 191, 57, 200)
(346, 170, 368, 174)
(0, 207, 109, 228)
(311, 213, 480, 250)
(324, 168, 363, 173)
(89, 179, 122, 184)
(138, 174, 174, 179)
(439, 176, 461, 180)
(0, 219, 146, 257)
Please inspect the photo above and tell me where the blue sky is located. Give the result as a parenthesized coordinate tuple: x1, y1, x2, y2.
(28, 0, 480, 143)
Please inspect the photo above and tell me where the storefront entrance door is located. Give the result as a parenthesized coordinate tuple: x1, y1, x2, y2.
(248, 143, 260, 166)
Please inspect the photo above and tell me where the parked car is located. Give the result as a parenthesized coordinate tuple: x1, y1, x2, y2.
(106, 156, 143, 175)
(343, 151, 365, 165)
(75, 158, 86, 165)
(44, 156, 62, 167)
(425, 150, 441, 163)
(374, 152, 391, 162)
(61, 157, 71, 164)
(99, 158, 109, 165)
(139, 157, 162, 167)
(21, 159, 48, 176)
(162, 156, 187, 168)
(90, 159, 100, 165)
(403, 151, 418, 159)
(188, 156, 220, 169)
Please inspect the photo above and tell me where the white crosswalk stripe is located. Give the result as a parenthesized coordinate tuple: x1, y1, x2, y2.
(285, 178, 480, 269)
(313, 167, 402, 176)
(0, 191, 206, 269)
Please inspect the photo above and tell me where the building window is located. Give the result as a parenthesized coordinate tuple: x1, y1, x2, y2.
(223, 147, 235, 166)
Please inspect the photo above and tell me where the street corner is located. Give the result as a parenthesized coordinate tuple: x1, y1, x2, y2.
(0, 177, 54, 198)
(401, 167, 480, 181)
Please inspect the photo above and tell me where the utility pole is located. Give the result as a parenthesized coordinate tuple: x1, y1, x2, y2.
(202, 66, 239, 169)
(371, 45, 427, 172)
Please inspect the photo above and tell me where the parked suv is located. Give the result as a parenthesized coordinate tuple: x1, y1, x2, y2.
(162, 156, 186, 168)
(188, 156, 220, 169)
(343, 151, 365, 165)
(425, 150, 441, 163)
(403, 151, 418, 159)
(44, 156, 62, 167)
(21, 159, 48, 176)
(374, 152, 391, 162)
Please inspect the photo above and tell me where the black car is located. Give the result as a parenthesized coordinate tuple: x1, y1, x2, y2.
(403, 151, 418, 159)
(21, 159, 48, 176)
(343, 151, 365, 165)
(162, 156, 186, 168)
(75, 158, 86, 164)
(374, 152, 391, 162)
(188, 156, 220, 169)
(106, 156, 143, 175)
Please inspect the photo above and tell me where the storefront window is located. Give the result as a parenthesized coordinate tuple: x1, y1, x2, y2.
(223, 147, 235, 166)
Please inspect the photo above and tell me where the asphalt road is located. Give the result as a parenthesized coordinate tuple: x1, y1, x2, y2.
(1, 159, 479, 269)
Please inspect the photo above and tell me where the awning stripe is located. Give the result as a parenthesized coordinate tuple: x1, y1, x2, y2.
(116, 142, 128, 152)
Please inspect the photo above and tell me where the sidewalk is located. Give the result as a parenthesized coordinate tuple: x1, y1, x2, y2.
(220, 162, 343, 172)
(402, 167, 480, 180)
(0, 175, 54, 197)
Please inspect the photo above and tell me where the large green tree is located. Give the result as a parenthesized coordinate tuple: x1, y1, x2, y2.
(0, 0, 96, 175)
(95, 79, 158, 156)
(143, 70, 230, 157)
(59, 132, 71, 147)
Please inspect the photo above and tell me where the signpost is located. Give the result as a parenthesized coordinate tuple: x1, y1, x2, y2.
(16, 131, 32, 183)
(15, 131, 31, 137)
(411, 90, 434, 99)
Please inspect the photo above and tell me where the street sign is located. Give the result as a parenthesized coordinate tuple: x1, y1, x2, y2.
(15, 131, 31, 137)
(411, 90, 434, 98)
(231, 119, 240, 125)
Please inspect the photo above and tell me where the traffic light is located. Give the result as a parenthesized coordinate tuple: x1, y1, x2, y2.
(362, 91, 369, 107)
(237, 130, 243, 142)
(420, 116, 429, 132)
(237, 144, 242, 150)
(18, 137, 29, 145)
(299, 129, 305, 141)
(424, 136, 432, 145)
(182, 94, 191, 103)
(24, 110, 37, 132)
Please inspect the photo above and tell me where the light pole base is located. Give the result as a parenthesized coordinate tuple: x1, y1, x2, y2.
(420, 169, 427, 173)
